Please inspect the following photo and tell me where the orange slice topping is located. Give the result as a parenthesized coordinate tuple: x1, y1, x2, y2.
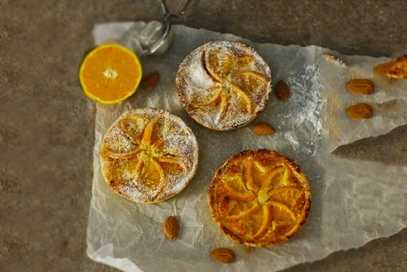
(209, 149, 311, 247)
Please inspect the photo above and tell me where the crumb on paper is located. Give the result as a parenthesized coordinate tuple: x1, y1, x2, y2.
(323, 53, 347, 67)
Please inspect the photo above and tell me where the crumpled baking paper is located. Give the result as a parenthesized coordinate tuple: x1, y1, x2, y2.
(86, 22, 407, 272)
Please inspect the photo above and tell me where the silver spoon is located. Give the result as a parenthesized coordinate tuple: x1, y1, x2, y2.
(122, 0, 192, 55)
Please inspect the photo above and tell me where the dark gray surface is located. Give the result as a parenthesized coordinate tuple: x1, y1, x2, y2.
(1, 0, 406, 271)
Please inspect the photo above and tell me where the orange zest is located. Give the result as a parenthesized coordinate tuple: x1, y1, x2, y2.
(79, 43, 142, 104)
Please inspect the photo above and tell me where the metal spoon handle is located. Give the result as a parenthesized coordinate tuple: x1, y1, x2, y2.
(160, 0, 192, 21)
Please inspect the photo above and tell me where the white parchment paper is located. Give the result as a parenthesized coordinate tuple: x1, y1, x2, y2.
(86, 23, 407, 272)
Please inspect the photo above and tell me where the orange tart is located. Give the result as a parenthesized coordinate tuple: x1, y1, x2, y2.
(100, 108, 199, 203)
(175, 41, 272, 131)
(208, 149, 311, 247)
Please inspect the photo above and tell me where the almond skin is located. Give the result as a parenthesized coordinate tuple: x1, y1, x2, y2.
(163, 216, 179, 241)
(275, 80, 291, 100)
(141, 71, 160, 89)
(253, 122, 276, 135)
(345, 103, 373, 120)
(210, 248, 235, 264)
(345, 79, 374, 95)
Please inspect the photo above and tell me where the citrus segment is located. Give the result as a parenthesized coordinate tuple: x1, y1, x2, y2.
(233, 71, 268, 95)
(79, 43, 142, 105)
(267, 200, 297, 220)
(261, 166, 285, 189)
(222, 176, 255, 202)
(226, 202, 260, 222)
(229, 84, 253, 114)
(100, 108, 199, 203)
(244, 160, 259, 194)
(190, 86, 222, 108)
(205, 49, 233, 81)
(209, 149, 311, 247)
(252, 205, 272, 241)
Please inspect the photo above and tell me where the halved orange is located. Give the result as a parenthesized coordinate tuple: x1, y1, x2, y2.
(100, 108, 199, 203)
(79, 43, 142, 104)
(208, 149, 311, 247)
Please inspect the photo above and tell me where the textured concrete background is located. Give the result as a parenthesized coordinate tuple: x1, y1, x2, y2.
(1, 0, 407, 271)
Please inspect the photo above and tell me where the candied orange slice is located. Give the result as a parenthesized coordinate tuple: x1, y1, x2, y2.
(176, 41, 272, 131)
(374, 55, 407, 83)
(252, 205, 272, 241)
(260, 166, 285, 189)
(79, 43, 142, 105)
(233, 71, 268, 94)
(205, 49, 233, 81)
(189, 86, 222, 108)
(226, 202, 260, 222)
(222, 175, 256, 202)
(100, 108, 199, 203)
(208, 149, 311, 247)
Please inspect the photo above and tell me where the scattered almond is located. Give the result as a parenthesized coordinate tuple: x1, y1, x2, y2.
(253, 122, 276, 135)
(163, 216, 179, 241)
(345, 103, 373, 120)
(210, 248, 235, 264)
(275, 80, 290, 100)
(345, 79, 374, 95)
(141, 71, 160, 89)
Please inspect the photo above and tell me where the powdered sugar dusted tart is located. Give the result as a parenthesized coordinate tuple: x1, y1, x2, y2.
(175, 41, 272, 131)
(100, 108, 199, 203)
(208, 149, 311, 247)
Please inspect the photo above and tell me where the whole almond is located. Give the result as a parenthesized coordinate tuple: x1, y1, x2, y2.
(253, 122, 276, 135)
(275, 80, 291, 100)
(345, 103, 373, 120)
(345, 79, 374, 95)
(141, 71, 160, 89)
(163, 216, 179, 241)
(210, 248, 235, 264)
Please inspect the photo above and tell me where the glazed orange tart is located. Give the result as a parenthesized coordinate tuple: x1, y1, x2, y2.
(175, 41, 272, 131)
(100, 108, 199, 203)
(208, 149, 311, 247)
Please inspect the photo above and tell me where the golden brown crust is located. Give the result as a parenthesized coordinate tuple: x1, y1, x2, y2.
(175, 41, 272, 131)
(100, 108, 199, 203)
(373, 55, 407, 82)
(208, 149, 311, 247)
